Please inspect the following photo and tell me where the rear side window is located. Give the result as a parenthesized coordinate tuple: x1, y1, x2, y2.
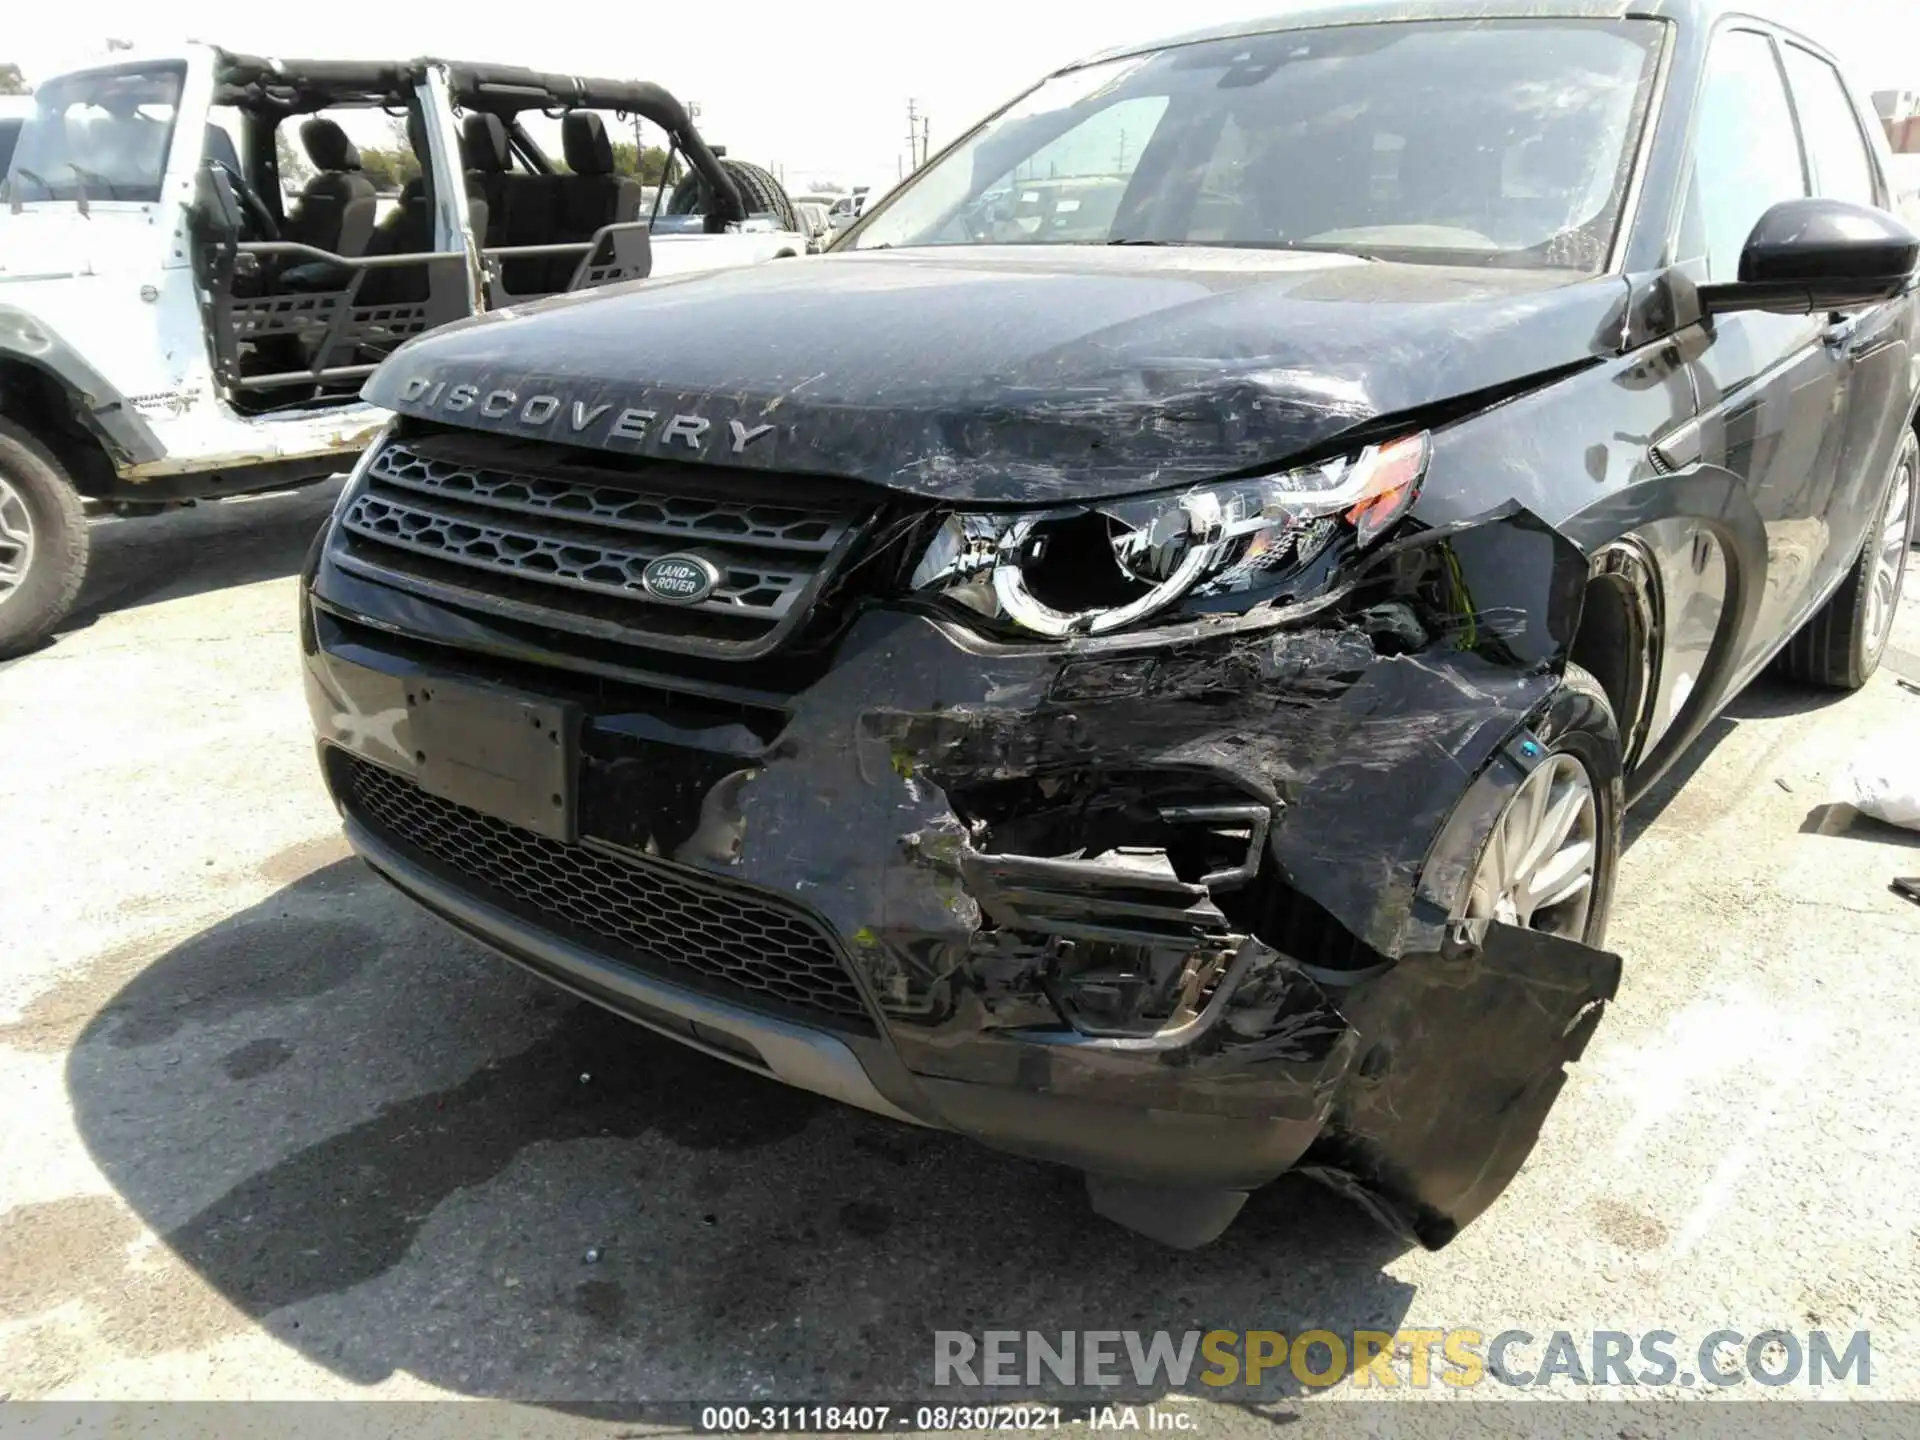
(1683, 30, 1807, 282)
(1781, 45, 1879, 209)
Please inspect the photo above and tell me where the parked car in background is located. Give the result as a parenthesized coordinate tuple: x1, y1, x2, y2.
(827, 186, 874, 231)
(793, 199, 832, 250)
(0, 47, 803, 655)
(302, 0, 1918, 1250)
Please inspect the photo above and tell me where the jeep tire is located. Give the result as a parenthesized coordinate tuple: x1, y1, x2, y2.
(667, 158, 801, 234)
(0, 416, 90, 658)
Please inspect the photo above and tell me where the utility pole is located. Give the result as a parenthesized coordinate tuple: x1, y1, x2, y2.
(906, 99, 919, 171)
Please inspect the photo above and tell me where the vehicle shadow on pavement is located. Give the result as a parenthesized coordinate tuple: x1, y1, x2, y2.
(56, 481, 342, 639)
(61, 856, 1416, 1404)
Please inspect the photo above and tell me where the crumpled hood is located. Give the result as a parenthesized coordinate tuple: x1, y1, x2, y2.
(365, 246, 1631, 504)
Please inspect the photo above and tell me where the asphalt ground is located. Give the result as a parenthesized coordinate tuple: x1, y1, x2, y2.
(4, 485, 1920, 1432)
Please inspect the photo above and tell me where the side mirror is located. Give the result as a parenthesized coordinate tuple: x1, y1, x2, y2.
(1700, 197, 1918, 316)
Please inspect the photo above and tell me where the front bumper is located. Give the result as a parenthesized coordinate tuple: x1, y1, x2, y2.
(302, 508, 1621, 1244)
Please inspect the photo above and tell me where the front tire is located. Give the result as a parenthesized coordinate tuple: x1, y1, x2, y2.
(1775, 429, 1916, 691)
(0, 417, 89, 658)
(1457, 661, 1624, 949)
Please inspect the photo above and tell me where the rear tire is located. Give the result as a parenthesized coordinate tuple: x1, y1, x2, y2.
(1775, 429, 1917, 691)
(0, 417, 89, 658)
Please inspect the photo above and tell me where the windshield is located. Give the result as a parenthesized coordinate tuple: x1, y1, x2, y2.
(850, 19, 1664, 270)
(2, 63, 185, 207)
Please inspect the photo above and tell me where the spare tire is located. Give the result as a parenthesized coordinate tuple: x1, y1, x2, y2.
(666, 158, 800, 233)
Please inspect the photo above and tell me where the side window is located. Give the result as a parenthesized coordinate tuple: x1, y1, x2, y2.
(1782, 46, 1879, 208)
(1684, 30, 1807, 281)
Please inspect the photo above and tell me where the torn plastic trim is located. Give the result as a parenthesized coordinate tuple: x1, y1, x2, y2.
(1305, 915, 1623, 1248)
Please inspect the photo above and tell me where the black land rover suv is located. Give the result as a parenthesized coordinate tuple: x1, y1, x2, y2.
(303, 0, 1919, 1248)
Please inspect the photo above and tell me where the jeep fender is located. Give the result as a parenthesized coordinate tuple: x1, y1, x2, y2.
(0, 305, 165, 466)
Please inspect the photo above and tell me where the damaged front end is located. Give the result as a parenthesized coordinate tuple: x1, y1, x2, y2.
(832, 461, 1622, 1247)
(304, 411, 1624, 1250)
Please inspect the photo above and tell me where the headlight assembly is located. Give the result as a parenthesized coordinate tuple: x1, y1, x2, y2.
(909, 431, 1429, 637)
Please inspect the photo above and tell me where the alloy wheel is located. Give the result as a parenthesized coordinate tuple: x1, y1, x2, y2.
(1464, 751, 1600, 941)
(0, 473, 34, 607)
(1865, 451, 1913, 658)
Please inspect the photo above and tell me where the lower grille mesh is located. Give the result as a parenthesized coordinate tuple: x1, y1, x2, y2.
(335, 753, 870, 1023)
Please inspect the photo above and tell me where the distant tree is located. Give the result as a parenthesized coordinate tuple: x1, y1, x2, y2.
(357, 147, 421, 192)
(275, 127, 314, 188)
(806, 179, 847, 195)
(0, 63, 29, 95)
(357, 114, 420, 193)
(602, 140, 682, 186)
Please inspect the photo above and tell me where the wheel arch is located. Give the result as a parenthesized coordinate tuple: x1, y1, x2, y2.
(0, 353, 122, 499)
(0, 300, 171, 490)
(1568, 537, 1662, 776)
(1551, 461, 1769, 807)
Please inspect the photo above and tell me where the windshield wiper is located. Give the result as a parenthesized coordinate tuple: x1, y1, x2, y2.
(69, 164, 121, 202)
(7, 167, 52, 214)
(6, 165, 92, 217)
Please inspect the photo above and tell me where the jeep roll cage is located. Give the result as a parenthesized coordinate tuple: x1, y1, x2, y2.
(210, 53, 744, 223)
(195, 52, 748, 409)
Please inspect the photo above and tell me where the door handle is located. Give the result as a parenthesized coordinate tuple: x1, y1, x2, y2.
(1823, 313, 1864, 351)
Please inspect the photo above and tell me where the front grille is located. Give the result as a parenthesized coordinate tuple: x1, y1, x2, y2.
(332, 436, 868, 659)
(335, 752, 872, 1025)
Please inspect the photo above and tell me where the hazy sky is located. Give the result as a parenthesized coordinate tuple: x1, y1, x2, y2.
(6, 0, 1917, 189)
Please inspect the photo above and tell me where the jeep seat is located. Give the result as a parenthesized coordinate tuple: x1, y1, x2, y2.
(286, 118, 378, 258)
(559, 111, 642, 233)
(465, 112, 560, 297)
(362, 110, 487, 304)
(538, 111, 643, 291)
(461, 112, 516, 248)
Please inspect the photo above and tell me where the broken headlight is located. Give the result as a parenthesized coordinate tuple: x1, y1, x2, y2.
(909, 433, 1430, 637)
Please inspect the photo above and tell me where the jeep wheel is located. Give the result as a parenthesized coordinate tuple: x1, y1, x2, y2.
(0, 417, 90, 658)
(1775, 429, 1917, 691)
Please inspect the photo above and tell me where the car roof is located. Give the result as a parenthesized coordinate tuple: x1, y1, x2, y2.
(1068, 0, 1818, 72)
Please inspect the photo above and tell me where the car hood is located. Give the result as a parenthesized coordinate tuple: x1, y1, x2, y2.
(0, 209, 100, 282)
(366, 246, 1631, 504)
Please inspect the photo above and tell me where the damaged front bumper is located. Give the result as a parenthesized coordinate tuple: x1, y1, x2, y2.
(302, 506, 1621, 1247)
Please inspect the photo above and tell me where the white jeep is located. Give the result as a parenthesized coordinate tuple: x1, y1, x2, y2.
(0, 46, 804, 654)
